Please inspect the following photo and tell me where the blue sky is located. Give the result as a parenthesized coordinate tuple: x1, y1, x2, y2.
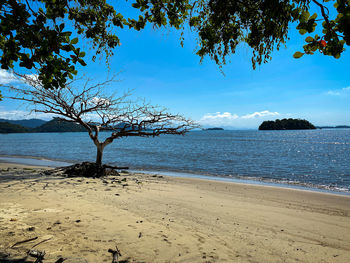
(0, 5, 349, 129)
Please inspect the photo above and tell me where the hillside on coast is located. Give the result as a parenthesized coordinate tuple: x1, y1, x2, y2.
(0, 118, 85, 133)
(0, 122, 30, 133)
(0, 118, 46, 128)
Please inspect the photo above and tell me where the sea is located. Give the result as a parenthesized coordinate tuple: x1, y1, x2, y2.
(0, 129, 349, 194)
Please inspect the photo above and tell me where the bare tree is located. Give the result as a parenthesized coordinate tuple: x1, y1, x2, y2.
(5, 75, 198, 171)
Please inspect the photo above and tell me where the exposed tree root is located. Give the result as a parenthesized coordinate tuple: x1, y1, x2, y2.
(44, 162, 128, 178)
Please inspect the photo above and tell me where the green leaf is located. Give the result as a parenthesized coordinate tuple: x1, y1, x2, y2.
(309, 13, 317, 20)
(293, 52, 304, 58)
(305, 36, 314, 43)
(299, 29, 307, 35)
(78, 59, 87, 66)
(70, 38, 78, 44)
(300, 11, 310, 23)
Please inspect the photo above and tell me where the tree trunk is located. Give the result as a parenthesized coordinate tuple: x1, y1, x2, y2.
(96, 144, 104, 166)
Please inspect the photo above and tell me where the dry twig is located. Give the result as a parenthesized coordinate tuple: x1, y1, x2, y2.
(11, 237, 38, 248)
(108, 245, 122, 263)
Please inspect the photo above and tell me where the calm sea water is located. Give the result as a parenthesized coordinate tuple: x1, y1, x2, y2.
(0, 130, 349, 192)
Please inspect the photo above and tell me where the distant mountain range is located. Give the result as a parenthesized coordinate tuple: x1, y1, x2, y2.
(0, 118, 46, 128)
(0, 118, 85, 133)
(0, 118, 148, 133)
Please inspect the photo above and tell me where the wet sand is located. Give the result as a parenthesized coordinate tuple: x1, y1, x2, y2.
(0, 163, 350, 262)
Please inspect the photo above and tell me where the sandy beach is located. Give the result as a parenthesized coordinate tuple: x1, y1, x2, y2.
(1, 163, 350, 263)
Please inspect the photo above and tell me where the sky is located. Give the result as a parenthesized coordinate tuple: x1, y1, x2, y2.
(0, 3, 349, 129)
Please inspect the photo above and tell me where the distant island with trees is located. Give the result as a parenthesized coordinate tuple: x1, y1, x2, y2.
(316, 125, 350, 129)
(259, 119, 316, 130)
(204, 128, 224, 131)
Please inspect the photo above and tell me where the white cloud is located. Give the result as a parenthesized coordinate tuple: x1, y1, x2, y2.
(241, 110, 279, 119)
(0, 69, 39, 86)
(200, 110, 282, 128)
(0, 109, 100, 121)
(89, 97, 110, 106)
(22, 74, 40, 86)
(326, 86, 350, 96)
(0, 70, 18, 85)
(201, 112, 239, 121)
(326, 91, 341, 96)
(0, 110, 55, 120)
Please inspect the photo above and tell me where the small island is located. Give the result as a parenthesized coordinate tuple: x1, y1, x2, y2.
(204, 127, 224, 131)
(259, 118, 316, 130)
(317, 125, 350, 129)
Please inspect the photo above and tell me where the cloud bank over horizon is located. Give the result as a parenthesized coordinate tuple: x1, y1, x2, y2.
(200, 110, 282, 128)
(0, 109, 55, 120)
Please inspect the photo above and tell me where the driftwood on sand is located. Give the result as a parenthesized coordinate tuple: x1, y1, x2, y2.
(108, 246, 122, 263)
(28, 250, 65, 263)
(9, 234, 121, 263)
(11, 236, 38, 248)
(28, 249, 45, 263)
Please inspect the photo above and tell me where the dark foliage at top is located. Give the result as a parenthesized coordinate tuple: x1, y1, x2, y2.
(259, 118, 316, 130)
(0, 0, 122, 91)
(129, 0, 349, 68)
(0, 0, 348, 102)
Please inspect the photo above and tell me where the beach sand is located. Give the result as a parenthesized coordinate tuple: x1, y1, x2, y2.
(0, 163, 350, 263)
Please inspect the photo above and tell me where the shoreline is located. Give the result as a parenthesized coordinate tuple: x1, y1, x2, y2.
(1, 154, 349, 196)
(1, 162, 349, 262)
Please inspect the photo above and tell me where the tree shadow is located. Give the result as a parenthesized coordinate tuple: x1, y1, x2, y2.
(120, 259, 146, 263)
(0, 259, 31, 263)
(0, 252, 31, 263)
(0, 253, 143, 263)
(0, 170, 68, 184)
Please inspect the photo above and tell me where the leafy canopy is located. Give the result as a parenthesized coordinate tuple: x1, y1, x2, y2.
(0, 0, 125, 91)
(0, 0, 349, 100)
(129, 0, 349, 67)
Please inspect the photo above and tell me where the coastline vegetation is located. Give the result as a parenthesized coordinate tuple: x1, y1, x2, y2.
(0, 122, 30, 133)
